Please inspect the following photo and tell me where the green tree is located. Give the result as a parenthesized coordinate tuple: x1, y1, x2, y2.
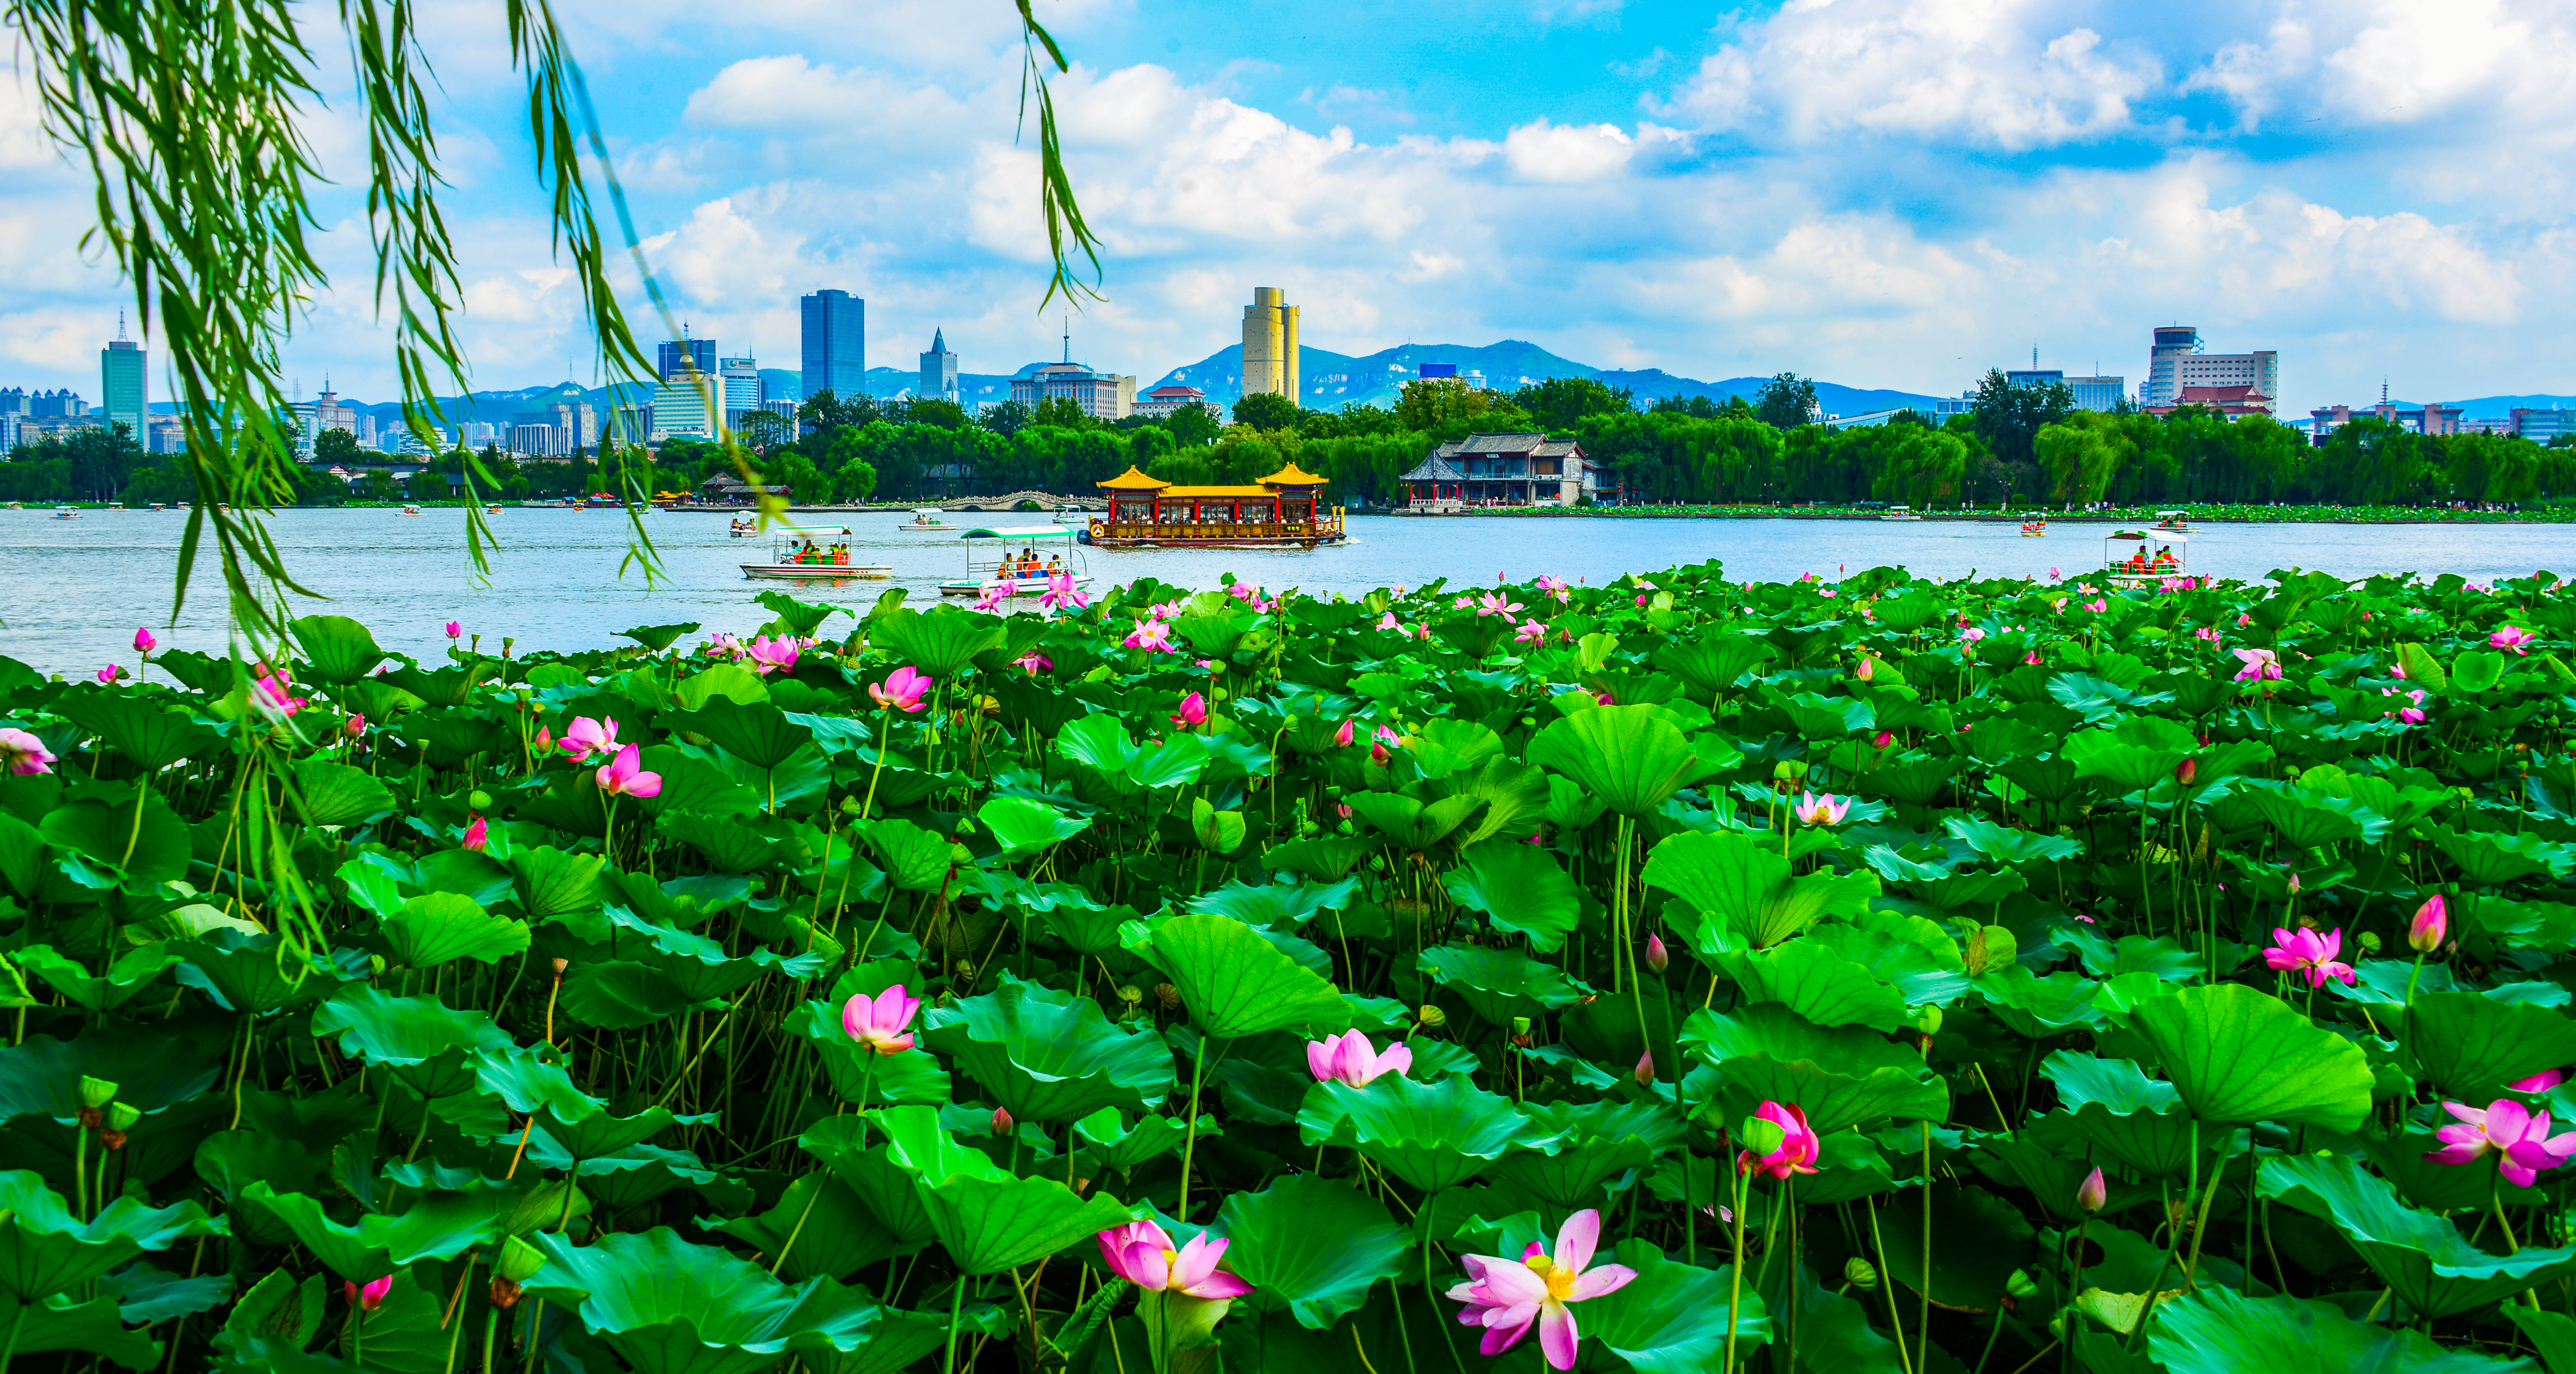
(979, 399, 1032, 436)
(1754, 373, 1820, 429)
(409, 468, 449, 501)
(1164, 403, 1222, 448)
(907, 397, 970, 430)
(312, 427, 361, 467)
(2036, 413, 2133, 505)
(1232, 391, 1301, 431)
(1512, 377, 1632, 429)
(1968, 369, 2077, 469)
(735, 410, 793, 453)
(1031, 396, 1094, 429)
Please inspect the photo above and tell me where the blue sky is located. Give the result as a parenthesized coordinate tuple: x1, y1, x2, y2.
(1, 0, 2568, 414)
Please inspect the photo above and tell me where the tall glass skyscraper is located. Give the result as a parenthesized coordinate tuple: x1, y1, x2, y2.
(658, 332, 716, 383)
(801, 290, 865, 402)
(100, 314, 147, 439)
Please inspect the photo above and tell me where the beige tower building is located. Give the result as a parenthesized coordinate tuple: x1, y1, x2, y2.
(1241, 287, 1300, 407)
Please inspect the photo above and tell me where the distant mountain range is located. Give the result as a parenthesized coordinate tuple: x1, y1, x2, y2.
(259, 349, 2576, 430)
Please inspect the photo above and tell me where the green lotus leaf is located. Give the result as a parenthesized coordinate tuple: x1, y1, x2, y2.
(1214, 1173, 1407, 1330)
(1941, 814, 2083, 865)
(875, 1104, 1140, 1274)
(1440, 838, 1581, 952)
(380, 891, 529, 968)
(2025, 1054, 2209, 1178)
(101, 1262, 232, 1324)
(805, 1304, 1015, 1374)
(1645, 830, 1880, 950)
(0, 1293, 161, 1370)
(53, 693, 218, 776)
(2505, 1307, 2576, 1374)
(526, 1228, 882, 1374)
(13, 945, 180, 1012)
(38, 795, 189, 890)
(193, 1130, 327, 1248)
(558, 960, 692, 1029)
(2127, 983, 2373, 1130)
(1417, 942, 1585, 1026)
(678, 697, 814, 772)
(975, 795, 1091, 859)
(870, 606, 1008, 676)
(1440, 755, 1554, 849)
(312, 985, 512, 1100)
(2403, 992, 2576, 1104)
(1875, 1182, 2037, 1312)
(0, 1025, 222, 1125)
(1527, 705, 1732, 817)
(288, 614, 389, 685)
(2419, 823, 2575, 886)
(289, 758, 394, 827)
(1259, 836, 1374, 881)
(1794, 1129, 1901, 1205)
(474, 1049, 679, 1159)
(1072, 1109, 1211, 1176)
(708, 1173, 920, 1283)
(1719, 938, 1910, 1032)
(1578, 1245, 1771, 1374)
(920, 974, 1174, 1123)
(242, 1181, 504, 1280)
(1485, 1099, 1680, 1210)
(798, 1116, 940, 1246)
(1295, 1075, 1534, 1192)
(1653, 630, 1777, 694)
(1140, 910, 1348, 1039)
(1680, 1003, 1948, 1133)
(2065, 715, 2197, 793)
(0, 1170, 219, 1303)
(783, 997, 952, 1109)
(859, 818, 952, 892)
(1344, 791, 1480, 851)
(2453, 649, 2508, 694)
(2258, 1151, 2576, 1318)
(2228, 780, 2384, 846)
(1971, 965, 2105, 1036)
(617, 621, 703, 652)
(2394, 642, 2450, 693)
(1186, 878, 1359, 930)
(512, 844, 608, 917)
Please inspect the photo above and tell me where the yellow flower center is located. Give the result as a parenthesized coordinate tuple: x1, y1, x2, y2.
(1523, 1254, 1577, 1302)
(1161, 1248, 1181, 1289)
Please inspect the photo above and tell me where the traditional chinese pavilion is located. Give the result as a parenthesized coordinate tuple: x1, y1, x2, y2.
(1087, 461, 1348, 547)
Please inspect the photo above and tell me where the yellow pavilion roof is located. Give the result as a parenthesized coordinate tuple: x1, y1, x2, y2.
(1097, 465, 1169, 491)
(1258, 461, 1327, 487)
(1161, 485, 1288, 498)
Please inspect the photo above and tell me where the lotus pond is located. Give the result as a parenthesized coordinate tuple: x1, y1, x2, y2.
(0, 561, 2574, 1374)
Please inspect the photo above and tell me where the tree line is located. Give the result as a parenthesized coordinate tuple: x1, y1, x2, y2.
(10, 368, 2569, 509)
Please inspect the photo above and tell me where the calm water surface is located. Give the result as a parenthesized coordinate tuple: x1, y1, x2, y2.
(2, 507, 2565, 676)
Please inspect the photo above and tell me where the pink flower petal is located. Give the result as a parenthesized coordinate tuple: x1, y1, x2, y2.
(1538, 1301, 1581, 1371)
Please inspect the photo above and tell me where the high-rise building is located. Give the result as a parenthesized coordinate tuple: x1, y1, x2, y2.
(720, 356, 763, 424)
(101, 314, 147, 439)
(2004, 367, 2127, 412)
(28, 389, 83, 419)
(651, 375, 720, 440)
(919, 329, 959, 405)
(800, 290, 865, 402)
(1009, 362, 1136, 420)
(2145, 327, 2276, 412)
(658, 330, 716, 384)
(290, 383, 358, 457)
(1241, 287, 1299, 406)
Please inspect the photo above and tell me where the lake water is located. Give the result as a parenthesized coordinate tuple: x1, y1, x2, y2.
(2, 506, 2565, 676)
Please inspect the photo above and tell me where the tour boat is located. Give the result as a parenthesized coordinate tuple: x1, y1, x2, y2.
(485, 504, 502, 515)
(940, 526, 1092, 598)
(2020, 519, 2047, 537)
(1084, 463, 1347, 548)
(582, 492, 624, 510)
(2153, 510, 2195, 533)
(49, 506, 78, 520)
(728, 518, 760, 538)
(1052, 503, 1087, 524)
(742, 528, 889, 580)
(2102, 529, 2188, 587)
(1880, 506, 1920, 522)
(894, 509, 958, 534)
(400, 505, 423, 516)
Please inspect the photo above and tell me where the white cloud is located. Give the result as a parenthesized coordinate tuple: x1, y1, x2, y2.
(1502, 119, 1636, 183)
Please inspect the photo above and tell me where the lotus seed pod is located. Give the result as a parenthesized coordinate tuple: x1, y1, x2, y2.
(2358, 930, 2382, 954)
(1510, 1016, 1533, 1039)
(2006, 1269, 2040, 1300)
(468, 788, 493, 810)
(1737, 1115, 1786, 1158)
(77, 1076, 118, 1109)
(1154, 983, 1181, 1011)
(497, 1235, 547, 1282)
(1843, 1258, 1877, 1290)
(1910, 1005, 1943, 1037)
(1117, 985, 1144, 1005)
(1418, 1004, 1447, 1029)
(105, 1102, 141, 1132)
(551, 957, 569, 975)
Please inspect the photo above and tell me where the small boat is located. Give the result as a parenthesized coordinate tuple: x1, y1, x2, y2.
(2102, 529, 2189, 587)
(2152, 509, 2195, 533)
(940, 525, 1092, 599)
(49, 505, 78, 520)
(741, 528, 887, 580)
(400, 505, 423, 516)
(582, 492, 623, 510)
(1052, 503, 1087, 525)
(2020, 519, 2047, 537)
(1880, 506, 1919, 522)
(894, 509, 957, 534)
(485, 504, 502, 515)
(728, 518, 760, 538)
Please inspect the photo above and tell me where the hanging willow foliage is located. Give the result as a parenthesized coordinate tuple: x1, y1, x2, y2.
(4, 0, 1104, 643)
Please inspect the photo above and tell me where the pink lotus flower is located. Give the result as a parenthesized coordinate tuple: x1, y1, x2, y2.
(2023, 651, 2042, 666)
(1333, 719, 1355, 748)
(1477, 591, 1525, 618)
(95, 664, 124, 684)
(1792, 791, 1849, 826)
(1013, 650, 1053, 675)
(1149, 600, 1187, 620)
(132, 627, 156, 654)
(559, 716, 620, 763)
(2076, 1166, 2107, 1213)
(251, 666, 305, 717)
(1124, 618, 1176, 653)
(444, 621, 461, 640)
(462, 816, 488, 852)
(841, 984, 920, 1055)
(1960, 626, 1986, 643)
(2238, 613, 2252, 626)
(870, 667, 931, 713)
(1098, 1220, 1254, 1299)
(1368, 724, 1401, 767)
(745, 635, 800, 677)
(0, 728, 56, 775)
(1872, 730, 1892, 749)
(346, 1275, 394, 1311)
(1307, 1029, 1413, 1087)
(2264, 926, 2355, 988)
(2409, 894, 2447, 953)
(595, 744, 662, 798)
(2427, 1098, 2576, 1187)
(343, 713, 367, 739)
(1634, 593, 1647, 607)
(2391, 661, 2407, 679)
(1514, 618, 1548, 646)
(1737, 1100, 1821, 1179)
(2082, 599, 2108, 614)
(1453, 596, 1475, 610)
(2047, 567, 2061, 579)
(2194, 627, 2221, 643)
(1170, 692, 1207, 729)
(1041, 572, 1088, 613)
(1445, 1209, 1637, 1370)
(2232, 648, 2283, 682)
(2513, 1069, 2567, 1093)
(972, 582, 1010, 613)
(2492, 625, 2536, 656)
(1377, 612, 1402, 631)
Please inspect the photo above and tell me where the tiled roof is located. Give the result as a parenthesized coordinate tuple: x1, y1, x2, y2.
(1433, 432, 1586, 461)
(1399, 454, 1468, 482)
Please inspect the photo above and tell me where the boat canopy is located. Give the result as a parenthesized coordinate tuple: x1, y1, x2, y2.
(959, 525, 1079, 540)
(2106, 530, 2188, 543)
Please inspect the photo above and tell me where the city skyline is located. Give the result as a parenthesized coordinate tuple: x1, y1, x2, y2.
(0, 0, 2568, 419)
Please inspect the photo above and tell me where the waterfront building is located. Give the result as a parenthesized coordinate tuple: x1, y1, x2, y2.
(2308, 399, 2465, 445)
(2513, 407, 2576, 442)
(720, 356, 763, 424)
(1399, 433, 1597, 508)
(658, 332, 715, 384)
(508, 423, 571, 457)
(101, 315, 147, 438)
(1241, 287, 1300, 406)
(919, 330, 960, 404)
(650, 374, 720, 440)
(800, 290, 865, 400)
(1136, 384, 1219, 421)
(2145, 327, 2276, 412)
(2146, 385, 2276, 420)
(1009, 334, 1136, 420)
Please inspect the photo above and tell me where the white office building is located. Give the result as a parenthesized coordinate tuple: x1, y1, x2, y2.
(2145, 327, 2277, 412)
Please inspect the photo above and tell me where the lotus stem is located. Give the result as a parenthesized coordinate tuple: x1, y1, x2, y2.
(942, 1272, 967, 1374)
(1176, 1034, 1212, 1222)
(1723, 1164, 1750, 1374)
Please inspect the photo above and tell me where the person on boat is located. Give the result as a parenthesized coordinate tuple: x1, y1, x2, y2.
(832, 546, 849, 566)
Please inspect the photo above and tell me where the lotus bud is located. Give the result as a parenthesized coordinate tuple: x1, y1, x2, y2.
(1872, 730, 1893, 750)
(2409, 893, 2448, 953)
(1737, 1114, 1786, 1158)
(1418, 1004, 1447, 1030)
(368, 954, 388, 977)
(77, 1076, 118, 1110)
(1645, 931, 1669, 973)
(1633, 1050, 1655, 1086)
(2006, 1269, 2040, 1301)
(992, 1106, 1014, 1136)
(2174, 756, 2196, 786)
(2076, 1165, 2107, 1213)
(1844, 1257, 1878, 1290)
(346, 1275, 394, 1312)
(2286, 872, 2302, 897)
(2358, 931, 2381, 954)
(1856, 656, 1874, 682)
